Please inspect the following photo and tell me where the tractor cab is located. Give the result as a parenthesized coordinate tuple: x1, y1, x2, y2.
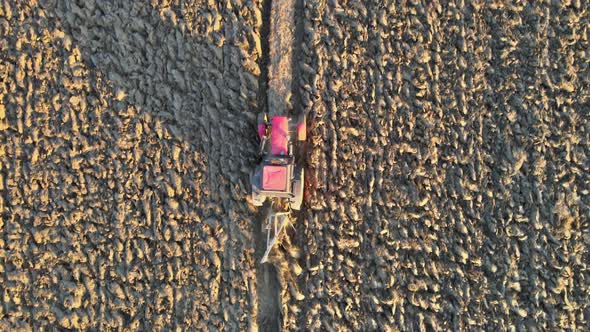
(262, 164, 289, 191)
(251, 114, 305, 210)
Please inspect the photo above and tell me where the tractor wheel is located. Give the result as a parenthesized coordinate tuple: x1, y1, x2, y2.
(251, 170, 265, 207)
(296, 114, 306, 141)
(257, 113, 267, 139)
(291, 168, 304, 211)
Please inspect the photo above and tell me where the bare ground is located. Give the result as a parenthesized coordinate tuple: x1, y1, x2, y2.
(294, 0, 590, 330)
(1, 0, 262, 330)
(1, 0, 589, 331)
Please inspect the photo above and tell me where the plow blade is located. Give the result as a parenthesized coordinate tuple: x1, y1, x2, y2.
(260, 210, 290, 263)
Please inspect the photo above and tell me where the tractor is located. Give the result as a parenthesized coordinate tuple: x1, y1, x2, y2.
(251, 113, 305, 262)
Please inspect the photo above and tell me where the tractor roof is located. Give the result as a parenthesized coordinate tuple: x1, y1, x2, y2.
(262, 165, 287, 191)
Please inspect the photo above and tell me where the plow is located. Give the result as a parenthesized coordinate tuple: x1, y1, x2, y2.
(251, 113, 306, 263)
(260, 209, 290, 263)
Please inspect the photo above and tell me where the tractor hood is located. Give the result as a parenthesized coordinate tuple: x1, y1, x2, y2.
(270, 116, 289, 155)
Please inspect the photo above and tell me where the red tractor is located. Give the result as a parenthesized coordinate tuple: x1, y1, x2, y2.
(251, 113, 306, 210)
(251, 113, 305, 263)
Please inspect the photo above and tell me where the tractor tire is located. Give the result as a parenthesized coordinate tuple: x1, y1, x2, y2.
(257, 113, 267, 139)
(291, 168, 304, 211)
(296, 114, 306, 141)
(251, 170, 265, 207)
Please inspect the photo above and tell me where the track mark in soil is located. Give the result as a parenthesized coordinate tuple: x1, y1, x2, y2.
(255, 0, 305, 328)
(254, 0, 284, 330)
(255, 205, 283, 331)
(257, 0, 272, 117)
(290, 0, 310, 328)
(291, 0, 305, 116)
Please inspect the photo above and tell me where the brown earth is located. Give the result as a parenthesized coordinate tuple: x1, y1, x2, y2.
(1, 0, 261, 330)
(294, 1, 589, 330)
(1, 0, 589, 331)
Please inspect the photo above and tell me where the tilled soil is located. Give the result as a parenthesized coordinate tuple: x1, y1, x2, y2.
(1, 0, 261, 330)
(294, 0, 590, 330)
(1, 0, 589, 331)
